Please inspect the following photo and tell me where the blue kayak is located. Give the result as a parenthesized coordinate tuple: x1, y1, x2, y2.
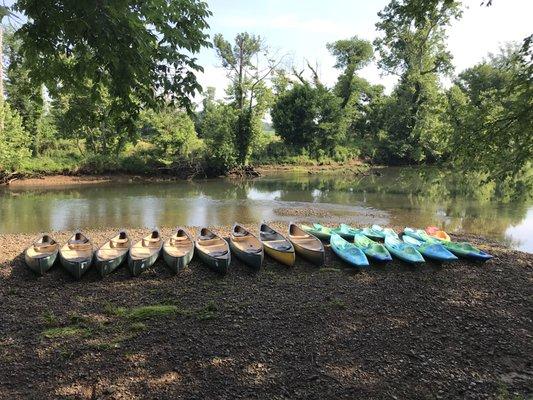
(403, 235, 458, 262)
(361, 224, 387, 240)
(384, 235, 425, 264)
(353, 233, 392, 262)
(330, 233, 369, 267)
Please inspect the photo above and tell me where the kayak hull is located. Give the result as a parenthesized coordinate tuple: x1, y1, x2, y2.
(418, 243, 458, 262)
(330, 234, 369, 267)
(385, 237, 425, 264)
(443, 242, 493, 261)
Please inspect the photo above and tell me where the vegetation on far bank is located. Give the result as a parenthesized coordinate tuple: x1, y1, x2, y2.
(0, 1, 531, 197)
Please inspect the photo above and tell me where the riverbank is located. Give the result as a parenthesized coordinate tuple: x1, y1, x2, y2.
(1, 224, 531, 399)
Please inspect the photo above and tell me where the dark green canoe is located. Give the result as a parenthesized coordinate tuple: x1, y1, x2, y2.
(59, 231, 94, 280)
(24, 234, 59, 275)
(128, 229, 163, 276)
(95, 231, 131, 278)
(162, 228, 195, 274)
(229, 223, 264, 270)
(195, 227, 231, 274)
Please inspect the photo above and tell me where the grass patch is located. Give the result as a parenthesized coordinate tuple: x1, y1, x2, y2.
(42, 311, 59, 327)
(196, 301, 218, 320)
(104, 303, 177, 320)
(42, 326, 90, 339)
(129, 322, 147, 332)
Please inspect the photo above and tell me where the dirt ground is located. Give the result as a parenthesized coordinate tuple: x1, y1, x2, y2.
(0, 223, 531, 399)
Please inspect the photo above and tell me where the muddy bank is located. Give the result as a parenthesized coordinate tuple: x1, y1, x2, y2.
(0, 224, 531, 399)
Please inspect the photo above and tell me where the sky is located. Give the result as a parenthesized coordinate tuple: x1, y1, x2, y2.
(195, 0, 533, 99)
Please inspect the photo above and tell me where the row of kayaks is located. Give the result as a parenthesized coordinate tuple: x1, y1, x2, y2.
(24, 223, 326, 279)
(302, 223, 493, 266)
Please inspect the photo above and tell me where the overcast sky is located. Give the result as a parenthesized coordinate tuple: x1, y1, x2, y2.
(195, 0, 533, 99)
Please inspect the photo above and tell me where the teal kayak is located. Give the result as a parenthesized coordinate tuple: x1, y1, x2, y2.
(330, 233, 369, 267)
(330, 223, 363, 240)
(384, 235, 425, 264)
(361, 224, 386, 240)
(301, 223, 332, 241)
(403, 235, 458, 262)
(442, 241, 493, 262)
(353, 233, 392, 262)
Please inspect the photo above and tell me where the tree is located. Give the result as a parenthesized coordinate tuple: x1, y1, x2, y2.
(271, 82, 344, 159)
(373, 0, 462, 163)
(213, 32, 281, 165)
(0, 102, 31, 172)
(15, 0, 211, 155)
(327, 36, 373, 107)
(447, 45, 533, 184)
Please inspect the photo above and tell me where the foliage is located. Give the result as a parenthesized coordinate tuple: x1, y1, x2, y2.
(0, 102, 31, 172)
(271, 83, 345, 159)
(447, 45, 533, 184)
(139, 107, 201, 165)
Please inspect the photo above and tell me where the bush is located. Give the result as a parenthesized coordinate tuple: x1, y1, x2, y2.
(0, 102, 32, 172)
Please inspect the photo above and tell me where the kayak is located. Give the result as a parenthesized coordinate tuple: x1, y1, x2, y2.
(361, 224, 387, 240)
(353, 233, 392, 262)
(383, 227, 399, 238)
(288, 223, 325, 266)
(384, 235, 425, 264)
(24, 234, 59, 275)
(259, 223, 295, 267)
(162, 228, 194, 274)
(195, 227, 231, 274)
(402, 235, 458, 262)
(59, 231, 94, 279)
(426, 226, 451, 242)
(330, 223, 363, 240)
(442, 241, 493, 262)
(403, 227, 427, 241)
(229, 223, 264, 270)
(128, 229, 163, 276)
(301, 223, 332, 241)
(95, 230, 131, 278)
(330, 233, 369, 267)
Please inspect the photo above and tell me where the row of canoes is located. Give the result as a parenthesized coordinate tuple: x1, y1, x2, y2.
(302, 223, 493, 266)
(24, 223, 325, 279)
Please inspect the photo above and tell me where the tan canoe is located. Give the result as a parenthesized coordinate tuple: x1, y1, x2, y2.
(162, 228, 194, 273)
(24, 234, 60, 275)
(287, 223, 325, 266)
(95, 231, 131, 278)
(59, 231, 94, 279)
(128, 229, 163, 276)
(195, 227, 231, 274)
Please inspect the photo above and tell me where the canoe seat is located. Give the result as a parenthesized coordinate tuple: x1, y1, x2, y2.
(142, 238, 162, 247)
(110, 238, 129, 248)
(68, 243, 92, 250)
(268, 240, 292, 251)
(210, 249, 228, 257)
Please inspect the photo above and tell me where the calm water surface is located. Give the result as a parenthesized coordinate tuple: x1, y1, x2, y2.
(1, 167, 531, 252)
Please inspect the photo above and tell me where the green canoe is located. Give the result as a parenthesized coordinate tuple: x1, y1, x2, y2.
(95, 230, 131, 278)
(24, 234, 59, 275)
(301, 223, 332, 241)
(162, 228, 195, 274)
(229, 223, 264, 270)
(195, 227, 231, 274)
(128, 229, 163, 276)
(353, 233, 392, 262)
(59, 231, 94, 280)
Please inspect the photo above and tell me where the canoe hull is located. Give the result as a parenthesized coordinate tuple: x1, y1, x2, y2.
(162, 247, 194, 274)
(95, 253, 128, 278)
(197, 249, 230, 275)
(264, 246, 295, 266)
(59, 254, 93, 280)
(24, 251, 58, 275)
(292, 242, 325, 266)
(128, 251, 160, 277)
(229, 241, 264, 270)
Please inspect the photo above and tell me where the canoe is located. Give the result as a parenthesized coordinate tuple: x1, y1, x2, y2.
(59, 231, 94, 279)
(301, 223, 332, 241)
(24, 234, 59, 275)
(330, 233, 369, 267)
(330, 223, 363, 240)
(162, 228, 194, 273)
(402, 235, 458, 262)
(361, 224, 387, 240)
(353, 233, 392, 262)
(288, 223, 325, 266)
(229, 223, 264, 270)
(425, 226, 451, 242)
(95, 230, 131, 278)
(259, 223, 295, 266)
(384, 235, 425, 264)
(195, 227, 231, 274)
(442, 241, 493, 262)
(128, 229, 163, 276)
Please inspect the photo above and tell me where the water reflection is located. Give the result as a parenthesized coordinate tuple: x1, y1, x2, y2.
(0, 167, 531, 252)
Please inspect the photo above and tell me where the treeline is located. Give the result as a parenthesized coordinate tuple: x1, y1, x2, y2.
(0, 0, 531, 188)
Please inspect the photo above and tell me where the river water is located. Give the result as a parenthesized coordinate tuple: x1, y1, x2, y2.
(1, 167, 531, 252)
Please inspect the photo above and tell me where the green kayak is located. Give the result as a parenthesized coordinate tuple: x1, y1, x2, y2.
(331, 223, 363, 240)
(442, 241, 493, 262)
(353, 233, 392, 262)
(361, 224, 387, 241)
(301, 223, 332, 241)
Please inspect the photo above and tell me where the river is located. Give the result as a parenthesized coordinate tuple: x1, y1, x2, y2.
(1, 167, 531, 252)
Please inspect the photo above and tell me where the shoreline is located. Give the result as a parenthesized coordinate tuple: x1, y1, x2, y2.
(1, 224, 531, 399)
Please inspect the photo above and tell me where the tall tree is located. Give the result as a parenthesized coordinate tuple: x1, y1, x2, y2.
(15, 0, 211, 155)
(327, 36, 373, 108)
(213, 32, 281, 165)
